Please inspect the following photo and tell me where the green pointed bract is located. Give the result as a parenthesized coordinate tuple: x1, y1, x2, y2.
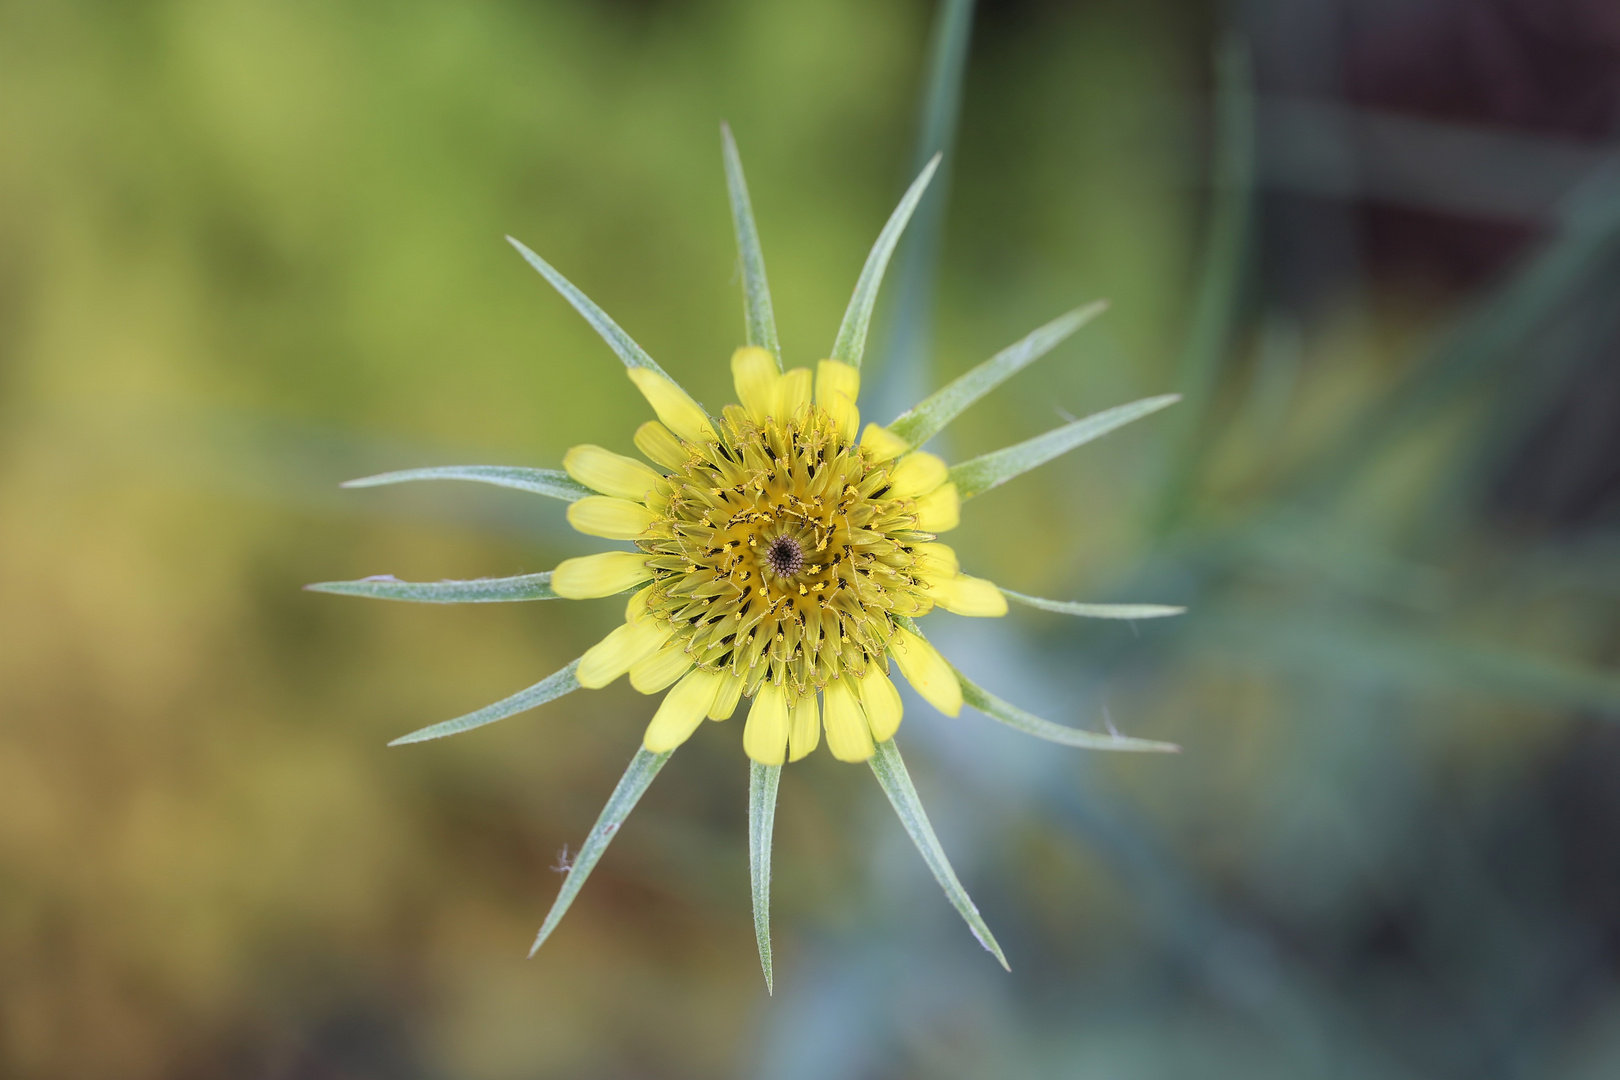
(953, 666, 1180, 753)
(721, 124, 781, 367)
(887, 301, 1108, 449)
(748, 760, 781, 994)
(950, 393, 1181, 501)
(868, 738, 1009, 970)
(505, 235, 682, 385)
(830, 154, 942, 369)
(389, 660, 581, 746)
(530, 746, 674, 957)
(343, 465, 593, 502)
(307, 572, 559, 604)
(1001, 588, 1184, 621)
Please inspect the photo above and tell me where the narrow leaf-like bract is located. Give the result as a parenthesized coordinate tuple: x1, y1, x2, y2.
(343, 465, 594, 502)
(748, 760, 782, 993)
(1001, 588, 1185, 621)
(530, 747, 674, 957)
(721, 124, 782, 367)
(887, 302, 1108, 449)
(954, 667, 1180, 753)
(950, 394, 1181, 501)
(831, 155, 942, 369)
(869, 738, 1009, 970)
(389, 660, 581, 746)
(307, 572, 559, 604)
(506, 236, 681, 384)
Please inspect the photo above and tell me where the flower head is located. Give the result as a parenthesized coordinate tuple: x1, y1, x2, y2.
(310, 127, 1184, 987)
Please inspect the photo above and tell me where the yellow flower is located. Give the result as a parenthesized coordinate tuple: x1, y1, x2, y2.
(310, 127, 1185, 987)
(564, 352, 979, 765)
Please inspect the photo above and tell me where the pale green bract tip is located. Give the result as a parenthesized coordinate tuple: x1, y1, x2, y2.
(530, 746, 673, 958)
(954, 667, 1181, 754)
(389, 659, 581, 746)
(950, 393, 1181, 501)
(869, 738, 1009, 970)
(306, 572, 559, 604)
(721, 123, 782, 367)
(887, 300, 1108, 449)
(747, 760, 782, 994)
(831, 154, 942, 370)
(342, 465, 593, 502)
(1001, 588, 1186, 621)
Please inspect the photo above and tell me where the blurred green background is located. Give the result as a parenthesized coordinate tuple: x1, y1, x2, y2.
(4, 1, 1620, 1077)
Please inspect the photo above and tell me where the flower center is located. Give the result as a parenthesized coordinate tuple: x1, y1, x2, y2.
(636, 402, 937, 701)
(764, 535, 804, 578)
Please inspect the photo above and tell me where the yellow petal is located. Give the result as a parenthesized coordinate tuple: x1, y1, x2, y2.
(777, 367, 812, 419)
(566, 496, 658, 540)
(913, 481, 960, 532)
(633, 420, 688, 471)
(627, 368, 716, 444)
(821, 677, 875, 762)
(857, 666, 904, 742)
(889, 625, 962, 716)
(625, 584, 651, 621)
(644, 668, 725, 753)
(564, 444, 663, 501)
(629, 639, 693, 693)
(577, 617, 672, 688)
(731, 346, 780, 423)
(860, 423, 909, 461)
(912, 542, 959, 580)
(550, 551, 652, 599)
(708, 672, 745, 720)
(786, 689, 820, 761)
(933, 573, 1008, 617)
(742, 683, 790, 765)
(888, 451, 948, 498)
(815, 359, 861, 442)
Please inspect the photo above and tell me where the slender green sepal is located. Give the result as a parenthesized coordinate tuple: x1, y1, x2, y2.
(868, 738, 1009, 970)
(950, 394, 1181, 501)
(748, 760, 782, 994)
(721, 124, 781, 367)
(389, 660, 581, 746)
(831, 155, 942, 369)
(953, 666, 1180, 753)
(886, 301, 1108, 449)
(529, 746, 674, 957)
(307, 572, 558, 605)
(343, 465, 594, 502)
(1001, 588, 1184, 621)
(506, 236, 679, 383)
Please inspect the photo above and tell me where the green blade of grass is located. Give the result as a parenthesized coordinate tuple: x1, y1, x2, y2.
(1001, 588, 1184, 621)
(530, 746, 674, 957)
(868, 738, 1009, 970)
(342, 465, 593, 502)
(389, 660, 580, 746)
(721, 124, 781, 367)
(831, 155, 941, 370)
(748, 760, 782, 994)
(1155, 34, 1256, 530)
(886, 302, 1108, 449)
(506, 236, 680, 384)
(306, 572, 558, 604)
(950, 394, 1180, 501)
